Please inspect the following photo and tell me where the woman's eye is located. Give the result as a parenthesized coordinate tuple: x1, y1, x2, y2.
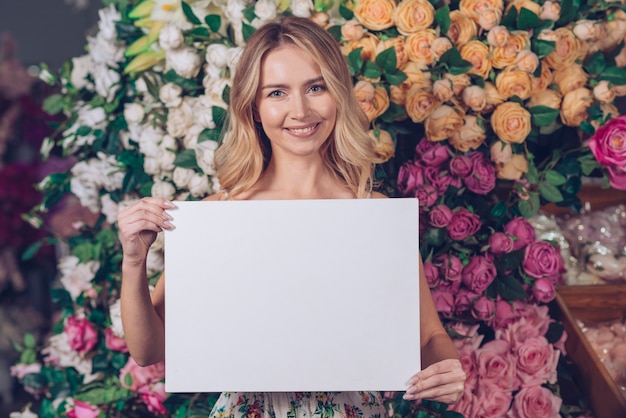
(268, 90, 284, 97)
(310, 84, 326, 93)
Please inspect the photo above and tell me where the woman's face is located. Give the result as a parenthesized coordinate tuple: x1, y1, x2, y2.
(254, 44, 337, 160)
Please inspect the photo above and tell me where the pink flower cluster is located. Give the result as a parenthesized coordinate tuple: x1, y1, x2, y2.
(64, 315, 98, 354)
(119, 357, 167, 414)
(449, 304, 565, 418)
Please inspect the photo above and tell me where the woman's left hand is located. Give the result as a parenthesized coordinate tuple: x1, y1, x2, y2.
(403, 359, 466, 404)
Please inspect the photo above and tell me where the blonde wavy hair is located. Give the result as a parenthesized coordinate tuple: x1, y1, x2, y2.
(215, 16, 376, 198)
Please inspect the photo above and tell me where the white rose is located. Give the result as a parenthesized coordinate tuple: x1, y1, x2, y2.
(166, 47, 202, 79)
(225, 0, 247, 45)
(227, 46, 243, 76)
(70, 55, 93, 90)
(291, 0, 313, 17)
(87, 33, 124, 66)
(211, 176, 221, 193)
(173, 167, 196, 188)
(147, 247, 165, 277)
(188, 173, 210, 196)
(193, 95, 225, 129)
(138, 126, 163, 158)
(152, 180, 177, 199)
(58, 255, 99, 300)
(203, 77, 230, 102)
(144, 157, 161, 175)
(100, 194, 119, 225)
(183, 124, 205, 148)
(108, 299, 124, 338)
(124, 103, 145, 125)
(167, 99, 195, 138)
(80, 106, 107, 126)
(254, 0, 278, 26)
(151, 231, 165, 252)
(159, 24, 184, 50)
(205, 43, 231, 69)
(42, 333, 100, 384)
(160, 148, 177, 172)
(160, 134, 178, 150)
(134, 77, 149, 93)
(159, 82, 183, 108)
(195, 140, 219, 175)
(97, 153, 125, 191)
(97, 5, 121, 41)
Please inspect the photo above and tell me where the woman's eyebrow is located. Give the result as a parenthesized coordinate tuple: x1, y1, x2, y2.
(260, 77, 325, 91)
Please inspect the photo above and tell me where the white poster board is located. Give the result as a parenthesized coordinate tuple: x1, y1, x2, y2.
(164, 198, 420, 392)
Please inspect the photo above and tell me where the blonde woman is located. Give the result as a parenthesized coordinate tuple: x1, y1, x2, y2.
(118, 16, 465, 417)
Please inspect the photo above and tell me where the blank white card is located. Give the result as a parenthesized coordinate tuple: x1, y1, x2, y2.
(164, 198, 420, 392)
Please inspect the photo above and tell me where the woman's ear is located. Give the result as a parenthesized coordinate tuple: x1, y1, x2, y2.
(253, 109, 261, 122)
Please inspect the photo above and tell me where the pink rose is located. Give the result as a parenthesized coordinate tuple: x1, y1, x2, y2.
(64, 315, 98, 354)
(397, 160, 425, 196)
(431, 290, 455, 317)
(449, 155, 473, 177)
(437, 254, 463, 281)
(10, 363, 41, 379)
(462, 255, 497, 294)
(475, 387, 513, 418)
(531, 278, 556, 303)
(522, 241, 565, 282)
(488, 232, 515, 254)
(448, 207, 482, 240)
(423, 261, 440, 288)
(425, 167, 462, 194)
(448, 387, 480, 417)
(458, 349, 478, 390)
(588, 115, 626, 190)
(119, 357, 165, 392)
(454, 288, 480, 316)
(464, 152, 496, 195)
(450, 322, 484, 351)
(428, 204, 453, 228)
(475, 339, 520, 392)
(415, 184, 438, 207)
(504, 217, 536, 250)
(509, 385, 562, 418)
(471, 296, 496, 321)
(489, 297, 523, 329)
(138, 382, 167, 415)
(67, 400, 100, 418)
(515, 336, 560, 386)
(105, 327, 128, 352)
(420, 141, 450, 166)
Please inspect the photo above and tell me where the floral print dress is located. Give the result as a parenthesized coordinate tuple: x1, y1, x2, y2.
(209, 391, 386, 418)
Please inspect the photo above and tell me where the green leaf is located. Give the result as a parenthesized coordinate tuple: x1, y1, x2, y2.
(496, 274, 527, 300)
(557, 0, 577, 25)
(205, 14, 222, 33)
(43, 94, 64, 115)
(92, 354, 109, 373)
(585, 50, 606, 75)
(531, 40, 555, 58)
(380, 102, 407, 122)
(435, 6, 451, 35)
(501, 6, 518, 28)
(212, 106, 227, 127)
(385, 69, 408, 85)
(600, 66, 626, 85)
(124, 372, 133, 387)
(376, 46, 397, 74)
(51, 288, 73, 309)
(111, 352, 128, 369)
(22, 373, 48, 390)
(363, 60, 383, 79)
(198, 128, 220, 143)
(518, 192, 540, 218)
(326, 25, 343, 42)
(173, 149, 199, 169)
(181, 1, 202, 25)
(530, 106, 559, 127)
(190, 26, 211, 40)
(439, 47, 472, 75)
(517, 8, 542, 30)
(23, 333, 36, 349)
(339, 3, 354, 20)
(545, 170, 567, 186)
(581, 158, 600, 175)
(539, 183, 564, 202)
(242, 5, 256, 23)
(347, 48, 364, 76)
(242, 22, 256, 43)
(22, 241, 43, 261)
(580, 121, 595, 135)
(75, 385, 132, 404)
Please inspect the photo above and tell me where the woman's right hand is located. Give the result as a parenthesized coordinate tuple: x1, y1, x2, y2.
(117, 197, 175, 264)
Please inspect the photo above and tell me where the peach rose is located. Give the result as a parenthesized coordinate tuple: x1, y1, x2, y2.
(310, 12, 329, 27)
(491, 101, 532, 144)
(449, 11, 477, 47)
(431, 37, 453, 59)
(389, 85, 407, 106)
(532, 64, 554, 94)
(483, 82, 506, 113)
(405, 29, 437, 67)
(560, 87, 593, 127)
(613, 84, 626, 97)
(491, 31, 529, 68)
(355, 81, 390, 121)
(490, 141, 513, 164)
(394, 0, 435, 35)
(401, 61, 433, 88)
(544, 28, 582, 70)
(514, 50, 539, 73)
(354, 0, 396, 31)
(405, 85, 439, 122)
(540, 1, 560, 21)
(496, 154, 529, 180)
(591, 102, 619, 130)
(553, 64, 588, 95)
(433, 79, 455, 102)
(495, 67, 533, 100)
(449, 115, 487, 151)
(487, 25, 510, 47)
(462, 85, 487, 111)
(598, 19, 626, 53)
(478, 7, 502, 31)
(573, 19, 601, 41)
(460, 40, 492, 79)
(343, 33, 380, 63)
(445, 73, 472, 96)
(459, 0, 503, 24)
(594, 80, 615, 103)
(376, 37, 409, 69)
(528, 89, 562, 109)
(506, 0, 541, 15)
(614, 44, 626, 68)
(425, 105, 465, 141)
(341, 19, 365, 42)
(369, 129, 396, 163)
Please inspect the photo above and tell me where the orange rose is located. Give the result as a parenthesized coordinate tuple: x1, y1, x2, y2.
(544, 28, 582, 70)
(433, 79, 455, 102)
(431, 37, 454, 59)
(355, 81, 390, 121)
(487, 25, 510, 47)
(514, 50, 539, 73)
(460, 40, 492, 79)
(591, 102, 619, 130)
(405, 29, 437, 67)
(540, 1, 560, 21)
(490, 141, 513, 164)
(598, 19, 626, 53)
(506, 0, 541, 16)
(532, 64, 553, 94)
(478, 7, 502, 31)
(448, 11, 477, 47)
(593, 80, 615, 103)
(491, 101, 532, 143)
(343, 33, 380, 62)
(401, 62, 433, 88)
(444, 73, 472, 96)
(495, 67, 533, 100)
(490, 31, 529, 69)
(311, 12, 329, 27)
(496, 154, 529, 180)
(462, 85, 487, 111)
(560, 87, 592, 127)
(376, 37, 409, 69)
(483, 82, 506, 113)
(369, 129, 396, 163)
(394, 0, 435, 35)
(527, 89, 562, 109)
(553, 64, 588, 95)
(405, 85, 439, 122)
(449, 115, 487, 151)
(354, 0, 396, 31)
(390, 85, 407, 106)
(459, 0, 504, 23)
(354, 80, 376, 102)
(424, 105, 465, 141)
(341, 19, 365, 42)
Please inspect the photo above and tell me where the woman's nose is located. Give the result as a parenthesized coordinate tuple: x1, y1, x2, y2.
(290, 93, 310, 120)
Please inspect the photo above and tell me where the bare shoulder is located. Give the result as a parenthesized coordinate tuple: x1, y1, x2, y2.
(202, 192, 226, 201)
(371, 191, 388, 199)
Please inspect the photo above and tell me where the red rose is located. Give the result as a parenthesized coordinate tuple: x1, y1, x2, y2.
(64, 315, 98, 354)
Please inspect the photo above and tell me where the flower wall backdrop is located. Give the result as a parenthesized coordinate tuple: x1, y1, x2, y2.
(10, 0, 626, 416)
